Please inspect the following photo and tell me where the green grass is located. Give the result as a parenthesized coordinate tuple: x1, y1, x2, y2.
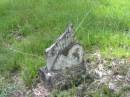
(0, 0, 130, 89)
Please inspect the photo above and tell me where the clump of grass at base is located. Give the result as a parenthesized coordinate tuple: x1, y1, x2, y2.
(21, 55, 43, 87)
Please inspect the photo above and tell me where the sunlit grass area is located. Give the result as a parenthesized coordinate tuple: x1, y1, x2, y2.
(0, 0, 130, 92)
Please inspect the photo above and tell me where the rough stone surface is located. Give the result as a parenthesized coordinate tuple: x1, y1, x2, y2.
(40, 64, 86, 90)
(39, 24, 86, 90)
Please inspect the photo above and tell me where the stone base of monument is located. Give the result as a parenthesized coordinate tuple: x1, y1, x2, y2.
(39, 64, 86, 91)
(39, 24, 87, 91)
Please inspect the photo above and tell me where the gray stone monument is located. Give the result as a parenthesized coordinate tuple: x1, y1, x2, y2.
(39, 24, 86, 90)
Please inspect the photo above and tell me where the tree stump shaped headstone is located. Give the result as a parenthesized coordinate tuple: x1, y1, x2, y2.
(39, 24, 86, 90)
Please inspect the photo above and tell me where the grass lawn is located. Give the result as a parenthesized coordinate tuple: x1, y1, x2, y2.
(0, 0, 130, 96)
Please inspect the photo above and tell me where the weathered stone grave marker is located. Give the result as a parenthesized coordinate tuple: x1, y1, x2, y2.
(39, 24, 86, 90)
